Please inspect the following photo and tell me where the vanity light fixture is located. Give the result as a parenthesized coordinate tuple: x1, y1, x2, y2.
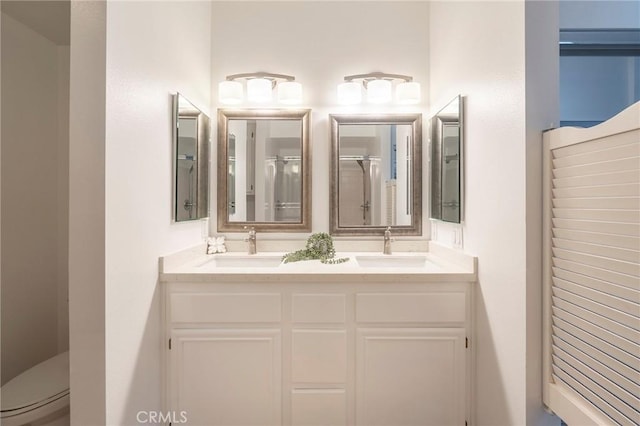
(337, 72, 421, 105)
(218, 72, 303, 105)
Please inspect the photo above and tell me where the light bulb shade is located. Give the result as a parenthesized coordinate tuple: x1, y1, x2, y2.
(218, 80, 243, 104)
(337, 82, 362, 105)
(367, 79, 392, 104)
(396, 81, 421, 104)
(277, 81, 302, 104)
(247, 78, 272, 103)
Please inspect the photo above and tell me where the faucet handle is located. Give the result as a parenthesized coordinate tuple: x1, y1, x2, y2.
(243, 226, 256, 244)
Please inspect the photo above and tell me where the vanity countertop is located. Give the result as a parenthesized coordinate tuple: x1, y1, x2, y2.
(160, 241, 477, 283)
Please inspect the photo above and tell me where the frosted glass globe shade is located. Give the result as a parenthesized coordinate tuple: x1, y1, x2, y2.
(218, 80, 243, 105)
(396, 82, 421, 104)
(367, 79, 392, 104)
(337, 82, 362, 105)
(247, 78, 272, 103)
(277, 81, 302, 105)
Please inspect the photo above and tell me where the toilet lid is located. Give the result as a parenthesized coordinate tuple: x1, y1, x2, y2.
(1, 352, 69, 412)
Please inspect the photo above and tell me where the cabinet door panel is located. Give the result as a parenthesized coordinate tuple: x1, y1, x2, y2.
(170, 329, 281, 426)
(292, 330, 347, 384)
(356, 328, 465, 426)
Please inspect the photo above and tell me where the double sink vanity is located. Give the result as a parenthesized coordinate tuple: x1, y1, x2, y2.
(161, 241, 476, 426)
(165, 95, 475, 425)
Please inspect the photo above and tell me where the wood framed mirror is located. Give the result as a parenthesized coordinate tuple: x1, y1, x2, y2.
(217, 109, 311, 232)
(330, 113, 422, 236)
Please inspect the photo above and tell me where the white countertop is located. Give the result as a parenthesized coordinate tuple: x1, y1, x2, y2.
(160, 241, 477, 283)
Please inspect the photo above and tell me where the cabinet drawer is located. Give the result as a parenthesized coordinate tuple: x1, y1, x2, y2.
(356, 293, 466, 324)
(292, 294, 346, 323)
(292, 389, 346, 426)
(171, 293, 281, 323)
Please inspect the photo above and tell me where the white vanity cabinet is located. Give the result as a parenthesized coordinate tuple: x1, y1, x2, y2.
(162, 277, 473, 426)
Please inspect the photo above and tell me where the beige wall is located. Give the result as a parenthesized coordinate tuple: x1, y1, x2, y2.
(69, 1, 106, 423)
(1, 12, 68, 385)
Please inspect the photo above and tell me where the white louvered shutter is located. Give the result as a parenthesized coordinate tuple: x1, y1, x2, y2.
(543, 102, 640, 426)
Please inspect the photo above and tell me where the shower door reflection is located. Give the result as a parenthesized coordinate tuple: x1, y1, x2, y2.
(337, 124, 412, 228)
(227, 119, 302, 223)
(338, 156, 381, 226)
(176, 116, 198, 221)
(265, 156, 301, 222)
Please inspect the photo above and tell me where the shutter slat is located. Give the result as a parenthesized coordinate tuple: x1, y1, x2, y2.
(553, 337, 640, 396)
(553, 298, 638, 356)
(553, 208, 640, 223)
(553, 356, 639, 423)
(552, 247, 640, 277)
(553, 157, 640, 178)
(553, 290, 639, 338)
(553, 258, 640, 290)
(553, 183, 640, 198)
(553, 197, 640, 210)
(552, 228, 640, 250)
(552, 317, 639, 368)
(553, 267, 640, 303)
(553, 328, 640, 385)
(553, 131, 639, 159)
(552, 218, 640, 236)
(553, 170, 639, 189)
(552, 300, 639, 359)
(553, 237, 640, 264)
(553, 142, 640, 168)
(553, 302, 639, 350)
(553, 277, 640, 318)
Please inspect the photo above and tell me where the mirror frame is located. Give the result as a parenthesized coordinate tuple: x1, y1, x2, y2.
(430, 95, 463, 223)
(217, 109, 312, 232)
(330, 113, 422, 236)
(172, 93, 210, 222)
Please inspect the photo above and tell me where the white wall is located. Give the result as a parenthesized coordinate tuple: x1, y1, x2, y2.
(104, 1, 211, 424)
(430, 1, 559, 424)
(1, 12, 68, 384)
(210, 1, 429, 238)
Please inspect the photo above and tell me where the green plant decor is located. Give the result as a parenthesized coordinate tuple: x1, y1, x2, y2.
(282, 233, 349, 265)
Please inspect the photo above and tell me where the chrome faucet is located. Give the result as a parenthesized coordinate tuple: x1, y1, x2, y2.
(244, 226, 257, 255)
(383, 226, 393, 255)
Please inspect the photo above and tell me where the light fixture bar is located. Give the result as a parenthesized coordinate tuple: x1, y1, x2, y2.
(219, 72, 302, 105)
(225, 72, 296, 82)
(337, 72, 421, 105)
(344, 72, 413, 83)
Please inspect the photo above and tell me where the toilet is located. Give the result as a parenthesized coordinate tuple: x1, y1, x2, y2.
(1, 352, 70, 426)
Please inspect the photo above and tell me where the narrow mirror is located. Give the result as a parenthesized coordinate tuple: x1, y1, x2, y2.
(173, 93, 209, 221)
(431, 95, 463, 223)
(330, 114, 422, 236)
(217, 109, 311, 232)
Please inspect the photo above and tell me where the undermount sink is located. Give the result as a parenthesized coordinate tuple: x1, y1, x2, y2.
(198, 254, 283, 268)
(355, 254, 430, 268)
